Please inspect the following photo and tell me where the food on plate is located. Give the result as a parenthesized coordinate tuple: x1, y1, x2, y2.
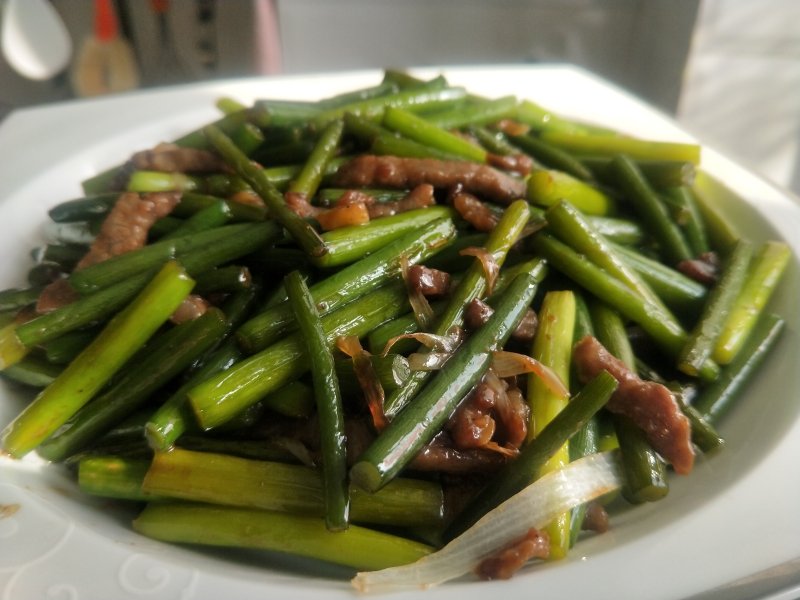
(0, 69, 791, 590)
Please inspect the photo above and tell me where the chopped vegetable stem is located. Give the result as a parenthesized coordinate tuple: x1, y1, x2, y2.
(37, 308, 228, 462)
(204, 125, 328, 258)
(713, 241, 790, 365)
(288, 118, 345, 199)
(542, 131, 701, 164)
(382, 106, 488, 162)
(2, 261, 194, 458)
(237, 214, 455, 353)
(141, 448, 443, 528)
(133, 502, 433, 572)
(527, 290, 575, 559)
(286, 270, 350, 531)
(189, 283, 410, 430)
(677, 239, 753, 377)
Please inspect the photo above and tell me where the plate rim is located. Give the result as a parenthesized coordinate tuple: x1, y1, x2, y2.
(1, 64, 799, 600)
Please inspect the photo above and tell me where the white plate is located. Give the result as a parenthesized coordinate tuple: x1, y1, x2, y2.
(1, 66, 799, 600)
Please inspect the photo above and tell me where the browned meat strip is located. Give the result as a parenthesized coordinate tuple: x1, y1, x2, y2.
(447, 371, 528, 456)
(448, 380, 497, 451)
(367, 183, 435, 218)
(464, 298, 538, 343)
(345, 418, 376, 465)
(35, 278, 78, 314)
(487, 152, 534, 177)
(77, 192, 182, 269)
(410, 437, 509, 473)
(677, 251, 719, 285)
(496, 119, 530, 137)
(475, 528, 550, 580)
(452, 190, 499, 232)
(333, 155, 526, 204)
(229, 190, 266, 209)
(37, 192, 182, 313)
(510, 309, 538, 343)
(493, 383, 529, 450)
(407, 264, 451, 297)
(131, 142, 226, 173)
(335, 189, 375, 208)
(582, 501, 610, 533)
(346, 417, 507, 475)
(572, 335, 695, 475)
(170, 295, 210, 324)
(464, 298, 495, 331)
(109, 161, 137, 191)
(284, 191, 321, 219)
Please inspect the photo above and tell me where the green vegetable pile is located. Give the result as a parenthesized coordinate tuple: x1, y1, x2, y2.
(0, 69, 790, 581)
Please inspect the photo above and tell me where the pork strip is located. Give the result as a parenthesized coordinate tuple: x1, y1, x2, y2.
(475, 528, 550, 580)
(284, 191, 321, 219)
(448, 380, 497, 451)
(572, 335, 694, 474)
(407, 264, 451, 297)
(36, 192, 182, 313)
(464, 298, 538, 343)
(486, 152, 535, 177)
(411, 432, 509, 474)
(582, 502, 610, 533)
(333, 155, 526, 204)
(76, 192, 182, 269)
(131, 143, 226, 173)
(367, 183, 436, 218)
(170, 295, 210, 324)
(677, 251, 719, 285)
(452, 190, 499, 232)
(35, 278, 79, 314)
(447, 371, 528, 456)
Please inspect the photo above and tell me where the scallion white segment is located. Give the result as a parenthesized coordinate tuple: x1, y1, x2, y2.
(352, 451, 623, 592)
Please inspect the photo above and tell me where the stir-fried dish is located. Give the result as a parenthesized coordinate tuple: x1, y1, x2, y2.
(0, 69, 790, 591)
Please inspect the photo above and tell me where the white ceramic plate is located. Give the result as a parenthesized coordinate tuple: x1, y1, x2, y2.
(1, 66, 799, 600)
